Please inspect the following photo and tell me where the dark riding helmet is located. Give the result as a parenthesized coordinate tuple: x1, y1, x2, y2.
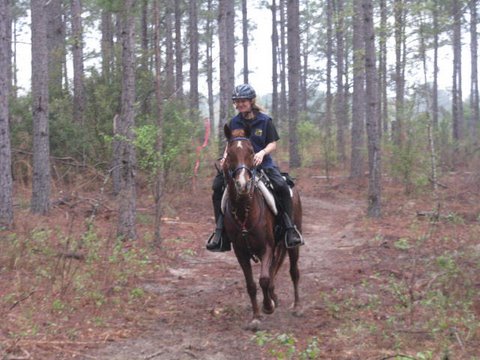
(232, 84, 256, 101)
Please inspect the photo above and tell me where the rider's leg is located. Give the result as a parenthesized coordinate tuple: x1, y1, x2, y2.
(264, 168, 304, 248)
(206, 173, 230, 252)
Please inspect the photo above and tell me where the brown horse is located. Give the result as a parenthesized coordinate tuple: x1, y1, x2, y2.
(222, 124, 302, 329)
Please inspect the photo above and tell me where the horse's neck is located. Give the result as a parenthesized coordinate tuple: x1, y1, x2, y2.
(228, 188, 261, 219)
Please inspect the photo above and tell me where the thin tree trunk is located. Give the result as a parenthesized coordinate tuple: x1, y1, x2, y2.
(205, 0, 215, 137)
(0, 0, 13, 227)
(271, 0, 279, 121)
(242, 0, 249, 83)
(175, 0, 184, 98)
(334, 0, 346, 165)
(432, 0, 439, 131)
(153, 0, 165, 246)
(393, 0, 406, 147)
(379, 0, 387, 137)
(350, 0, 365, 179)
(287, 0, 301, 168)
(279, 0, 287, 129)
(189, 0, 199, 114)
(217, 0, 235, 155)
(451, 0, 464, 143)
(101, 10, 114, 84)
(31, 0, 51, 215)
(363, 0, 381, 218)
(469, 0, 479, 142)
(165, 1, 175, 98)
(116, 0, 137, 241)
(325, 0, 334, 178)
(71, 0, 85, 126)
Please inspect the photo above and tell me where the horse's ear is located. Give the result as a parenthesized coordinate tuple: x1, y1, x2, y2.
(224, 123, 232, 140)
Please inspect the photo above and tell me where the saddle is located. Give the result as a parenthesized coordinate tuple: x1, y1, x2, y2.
(220, 170, 295, 217)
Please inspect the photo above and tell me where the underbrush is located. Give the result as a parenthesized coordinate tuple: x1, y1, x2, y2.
(0, 205, 173, 357)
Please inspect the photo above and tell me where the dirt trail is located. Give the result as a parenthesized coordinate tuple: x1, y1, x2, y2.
(88, 195, 365, 360)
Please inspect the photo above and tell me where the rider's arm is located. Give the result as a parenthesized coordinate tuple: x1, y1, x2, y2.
(254, 141, 276, 166)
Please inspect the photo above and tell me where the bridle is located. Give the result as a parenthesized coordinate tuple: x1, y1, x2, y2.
(224, 136, 261, 235)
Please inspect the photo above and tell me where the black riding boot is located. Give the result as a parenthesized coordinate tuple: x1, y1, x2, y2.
(206, 214, 231, 252)
(282, 212, 304, 248)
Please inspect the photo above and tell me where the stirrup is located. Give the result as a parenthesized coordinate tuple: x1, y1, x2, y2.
(206, 230, 231, 252)
(285, 225, 304, 249)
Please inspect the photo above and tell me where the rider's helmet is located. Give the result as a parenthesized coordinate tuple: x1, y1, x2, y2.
(231, 84, 256, 101)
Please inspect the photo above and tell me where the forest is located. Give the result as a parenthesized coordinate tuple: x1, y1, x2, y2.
(0, 0, 480, 358)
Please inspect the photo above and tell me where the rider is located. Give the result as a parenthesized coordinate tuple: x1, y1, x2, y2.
(206, 83, 304, 252)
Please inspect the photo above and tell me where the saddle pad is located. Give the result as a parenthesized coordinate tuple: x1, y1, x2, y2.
(220, 182, 278, 216)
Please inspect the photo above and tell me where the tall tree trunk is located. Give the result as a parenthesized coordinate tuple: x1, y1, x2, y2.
(271, 0, 279, 121)
(189, 0, 199, 114)
(217, 0, 235, 155)
(451, 0, 464, 143)
(153, 0, 165, 246)
(175, 0, 184, 98)
(242, 0, 249, 83)
(325, 0, 334, 177)
(279, 0, 287, 129)
(165, 1, 175, 98)
(101, 10, 114, 84)
(116, 0, 137, 240)
(205, 0, 215, 137)
(432, 0, 439, 131)
(469, 0, 479, 143)
(71, 0, 85, 126)
(363, 0, 381, 218)
(0, 0, 13, 227)
(31, 0, 51, 215)
(46, 0, 65, 98)
(393, 0, 406, 147)
(350, 0, 365, 179)
(378, 0, 387, 137)
(287, 0, 301, 168)
(334, 0, 346, 165)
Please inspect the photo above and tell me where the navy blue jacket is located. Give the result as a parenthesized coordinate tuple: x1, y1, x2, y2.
(229, 112, 280, 169)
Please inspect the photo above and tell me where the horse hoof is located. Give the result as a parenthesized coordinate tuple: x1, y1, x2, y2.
(262, 299, 275, 315)
(244, 319, 262, 332)
(291, 306, 304, 317)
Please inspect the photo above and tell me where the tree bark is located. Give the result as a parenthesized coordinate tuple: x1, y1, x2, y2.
(242, 0, 249, 84)
(217, 0, 235, 154)
(0, 0, 13, 227)
(71, 0, 85, 126)
(31, 0, 51, 215)
(153, 0, 165, 246)
(101, 10, 114, 84)
(189, 0, 199, 113)
(287, 0, 301, 168)
(46, 0, 65, 98)
(116, 0, 137, 241)
(469, 0, 479, 142)
(175, 0, 184, 98)
(334, 0, 346, 165)
(205, 0, 215, 137)
(451, 0, 464, 143)
(363, 0, 381, 218)
(393, 0, 406, 147)
(350, 0, 365, 179)
(271, 0, 279, 121)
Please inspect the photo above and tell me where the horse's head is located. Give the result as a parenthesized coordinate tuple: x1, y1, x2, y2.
(223, 124, 255, 196)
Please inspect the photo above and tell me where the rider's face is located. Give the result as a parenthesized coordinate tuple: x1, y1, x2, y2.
(233, 99, 252, 113)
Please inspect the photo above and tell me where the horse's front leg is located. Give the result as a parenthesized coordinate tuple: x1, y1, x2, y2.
(235, 248, 260, 321)
(259, 245, 275, 314)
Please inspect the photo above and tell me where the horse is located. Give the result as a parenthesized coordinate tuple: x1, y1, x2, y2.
(222, 124, 302, 329)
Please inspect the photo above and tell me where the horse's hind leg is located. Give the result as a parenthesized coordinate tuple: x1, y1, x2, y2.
(288, 247, 302, 315)
(259, 246, 275, 314)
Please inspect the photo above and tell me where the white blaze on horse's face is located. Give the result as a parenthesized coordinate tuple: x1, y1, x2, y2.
(237, 166, 249, 191)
